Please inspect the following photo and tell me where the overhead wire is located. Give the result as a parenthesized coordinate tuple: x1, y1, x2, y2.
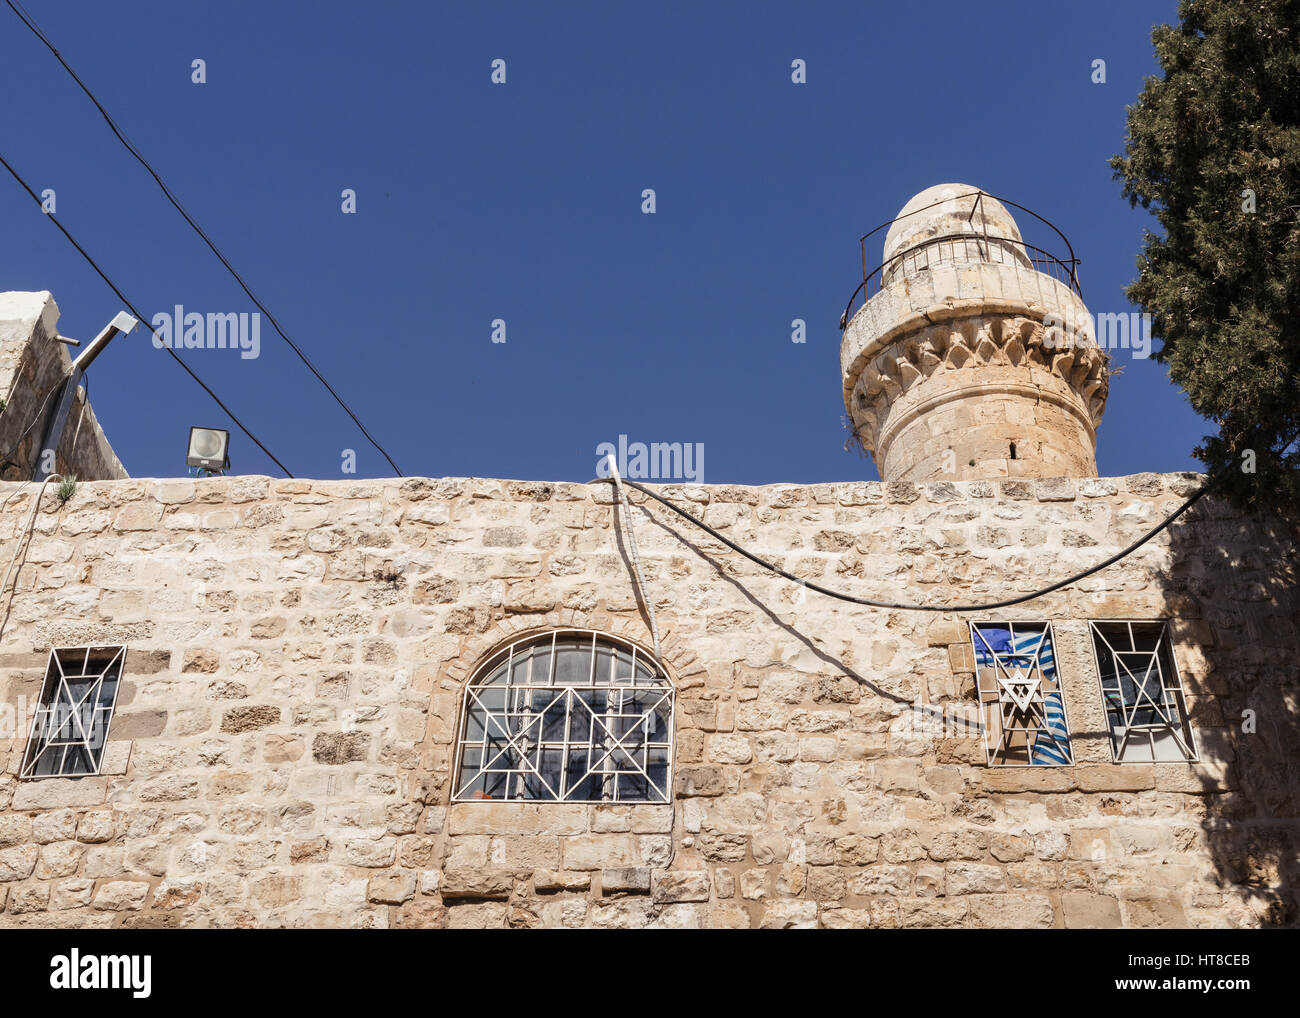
(4, 0, 404, 476)
(1, 0, 1272, 603)
(0, 149, 295, 477)
(590, 473, 1216, 613)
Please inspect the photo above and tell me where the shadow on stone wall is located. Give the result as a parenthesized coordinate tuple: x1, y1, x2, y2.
(1160, 488, 1300, 927)
(617, 478, 1300, 928)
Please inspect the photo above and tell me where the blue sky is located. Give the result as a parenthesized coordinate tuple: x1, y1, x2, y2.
(0, 0, 1198, 483)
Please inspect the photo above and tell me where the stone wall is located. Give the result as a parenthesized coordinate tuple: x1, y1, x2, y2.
(0, 292, 128, 483)
(0, 471, 1295, 928)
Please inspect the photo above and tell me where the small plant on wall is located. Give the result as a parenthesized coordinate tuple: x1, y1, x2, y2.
(55, 474, 77, 504)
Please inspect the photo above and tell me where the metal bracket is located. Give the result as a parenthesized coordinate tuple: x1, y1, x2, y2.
(32, 312, 135, 480)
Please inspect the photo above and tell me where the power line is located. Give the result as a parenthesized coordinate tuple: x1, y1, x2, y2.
(0, 120, 1239, 608)
(0, 149, 295, 477)
(5, 0, 405, 476)
(593, 474, 1215, 613)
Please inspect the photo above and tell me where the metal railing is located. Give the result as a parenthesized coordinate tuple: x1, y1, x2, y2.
(840, 233, 1083, 329)
(840, 189, 1083, 331)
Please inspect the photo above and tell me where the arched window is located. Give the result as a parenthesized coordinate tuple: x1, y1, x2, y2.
(453, 631, 674, 803)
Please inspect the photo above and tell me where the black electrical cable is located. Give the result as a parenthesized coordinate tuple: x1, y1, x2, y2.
(5, 0, 404, 477)
(0, 149, 295, 478)
(592, 474, 1215, 613)
(0, 362, 94, 474)
(0, 375, 66, 474)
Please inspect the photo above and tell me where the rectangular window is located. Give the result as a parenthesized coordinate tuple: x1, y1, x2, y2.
(1089, 621, 1196, 762)
(21, 646, 126, 779)
(970, 622, 1073, 766)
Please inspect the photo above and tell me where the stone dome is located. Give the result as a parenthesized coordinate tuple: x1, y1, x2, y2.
(882, 183, 1024, 264)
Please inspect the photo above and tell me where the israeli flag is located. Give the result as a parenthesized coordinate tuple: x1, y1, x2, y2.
(974, 626, 1071, 764)
(1032, 691, 1071, 764)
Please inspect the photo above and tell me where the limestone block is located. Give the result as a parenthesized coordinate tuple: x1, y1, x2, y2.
(448, 804, 588, 837)
(706, 733, 752, 764)
(1122, 897, 1188, 929)
(967, 893, 1054, 929)
(7, 882, 50, 914)
(901, 897, 968, 928)
(92, 881, 150, 911)
(440, 869, 513, 900)
(1074, 765, 1155, 793)
(1062, 892, 1122, 928)
(0, 844, 39, 882)
(446, 902, 507, 929)
(533, 870, 590, 893)
(50, 879, 95, 911)
(342, 839, 397, 868)
(758, 900, 818, 929)
(945, 862, 1006, 894)
(652, 870, 710, 903)
(13, 778, 108, 810)
(367, 871, 417, 904)
(0, 816, 32, 847)
(36, 842, 83, 879)
(602, 868, 651, 894)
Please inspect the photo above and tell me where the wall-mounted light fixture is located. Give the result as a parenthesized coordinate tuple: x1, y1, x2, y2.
(186, 427, 230, 474)
(34, 312, 137, 481)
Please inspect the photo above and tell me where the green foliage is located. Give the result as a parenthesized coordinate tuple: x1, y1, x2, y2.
(1111, 0, 1300, 516)
(55, 474, 77, 504)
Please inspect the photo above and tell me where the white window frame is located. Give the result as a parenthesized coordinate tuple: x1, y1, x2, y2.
(452, 630, 675, 804)
(1088, 619, 1198, 764)
(969, 620, 1074, 767)
(20, 645, 127, 779)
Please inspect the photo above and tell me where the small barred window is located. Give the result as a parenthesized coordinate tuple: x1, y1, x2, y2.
(453, 631, 673, 803)
(1090, 621, 1197, 762)
(970, 622, 1073, 766)
(21, 646, 126, 779)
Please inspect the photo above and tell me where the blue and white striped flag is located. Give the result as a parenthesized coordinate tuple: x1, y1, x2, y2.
(974, 625, 1071, 764)
(1032, 691, 1071, 764)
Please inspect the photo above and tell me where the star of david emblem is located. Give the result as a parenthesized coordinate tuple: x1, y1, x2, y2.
(997, 667, 1040, 713)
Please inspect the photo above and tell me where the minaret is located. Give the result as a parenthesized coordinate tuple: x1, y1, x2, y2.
(840, 184, 1108, 482)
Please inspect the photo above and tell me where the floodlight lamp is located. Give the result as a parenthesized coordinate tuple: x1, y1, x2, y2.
(187, 426, 230, 472)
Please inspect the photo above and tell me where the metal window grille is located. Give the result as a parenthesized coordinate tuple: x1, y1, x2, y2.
(453, 631, 674, 803)
(21, 645, 126, 779)
(970, 622, 1073, 766)
(1089, 620, 1197, 763)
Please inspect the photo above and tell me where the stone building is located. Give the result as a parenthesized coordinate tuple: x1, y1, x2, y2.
(0, 186, 1296, 929)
